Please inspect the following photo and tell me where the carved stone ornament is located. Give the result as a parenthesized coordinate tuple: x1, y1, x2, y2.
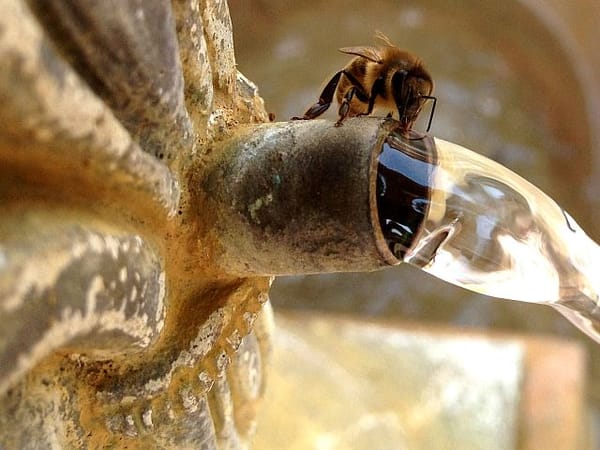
(0, 1, 273, 448)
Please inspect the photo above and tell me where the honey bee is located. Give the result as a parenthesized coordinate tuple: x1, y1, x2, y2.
(293, 31, 436, 132)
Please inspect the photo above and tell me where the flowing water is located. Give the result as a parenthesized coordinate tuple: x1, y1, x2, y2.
(378, 132, 600, 343)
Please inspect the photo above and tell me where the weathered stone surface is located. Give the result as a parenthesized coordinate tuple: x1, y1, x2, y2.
(27, 0, 195, 162)
(0, 0, 271, 448)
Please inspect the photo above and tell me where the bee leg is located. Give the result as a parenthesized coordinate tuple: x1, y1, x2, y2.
(335, 71, 371, 126)
(335, 86, 358, 126)
(292, 70, 343, 120)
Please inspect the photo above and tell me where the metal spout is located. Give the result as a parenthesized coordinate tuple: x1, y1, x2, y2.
(205, 118, 405, 275)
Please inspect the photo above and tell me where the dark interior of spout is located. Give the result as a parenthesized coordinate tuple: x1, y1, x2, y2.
(375, 132, 437, 259)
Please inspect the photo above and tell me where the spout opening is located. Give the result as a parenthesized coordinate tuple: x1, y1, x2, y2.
(372, 131, 438, 265)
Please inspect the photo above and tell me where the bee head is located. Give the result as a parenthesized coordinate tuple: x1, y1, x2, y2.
(391, 67, 434, 129)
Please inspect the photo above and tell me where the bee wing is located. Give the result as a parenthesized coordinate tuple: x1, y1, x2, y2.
(338, 46, 382, 63)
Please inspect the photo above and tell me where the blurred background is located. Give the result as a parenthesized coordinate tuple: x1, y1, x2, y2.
(229, 0, 600, 447)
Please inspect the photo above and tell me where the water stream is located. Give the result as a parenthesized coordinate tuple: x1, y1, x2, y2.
(378, 131, 600, 343)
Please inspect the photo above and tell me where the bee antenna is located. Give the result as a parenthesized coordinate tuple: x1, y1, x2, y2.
(420, 95, 437, 132)
(374, 30, 394, 47)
